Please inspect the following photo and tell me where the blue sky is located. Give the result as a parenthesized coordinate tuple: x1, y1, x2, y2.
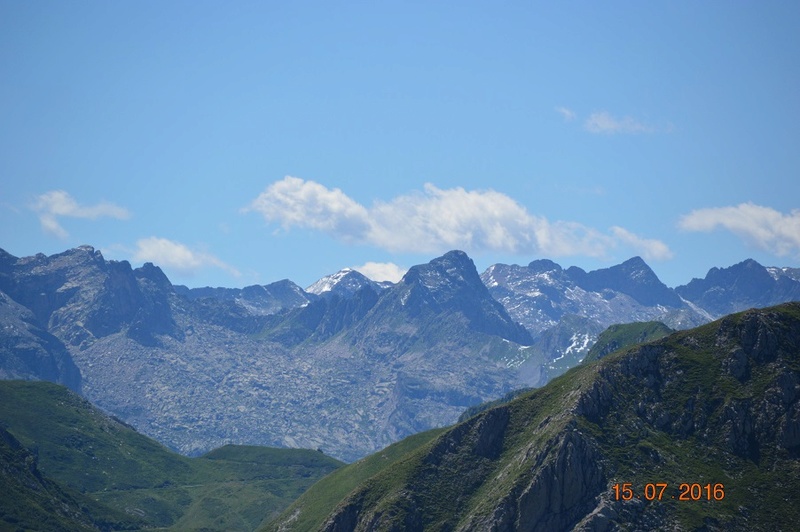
(2, 1, 799, 289)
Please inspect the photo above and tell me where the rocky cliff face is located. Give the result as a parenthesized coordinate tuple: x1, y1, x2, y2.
(0, 246, 181, 347)
(310, 303, 800, 531)
(0, 289, 81, 392)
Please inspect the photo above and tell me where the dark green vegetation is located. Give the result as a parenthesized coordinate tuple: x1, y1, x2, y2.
(269, 303, 800, 530)
(582, 320, 674, 363)
(0, 381, 343, 531)
(0, 425, 140, 531)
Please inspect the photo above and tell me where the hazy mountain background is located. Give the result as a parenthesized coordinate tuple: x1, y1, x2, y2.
(2, 245, 799, 463)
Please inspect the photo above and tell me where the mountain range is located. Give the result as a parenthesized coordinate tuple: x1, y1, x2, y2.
(5, 303, 799, 530)
(1, 245, 799, 462)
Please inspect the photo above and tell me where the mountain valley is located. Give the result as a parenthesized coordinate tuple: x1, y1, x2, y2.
(0, 380, 342, 531)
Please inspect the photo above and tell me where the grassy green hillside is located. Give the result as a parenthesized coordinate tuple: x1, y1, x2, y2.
(0, 380, 343, 530)
(582, 320, 673, 363)
(278, 303, 800, 530)
(0, 425, 145, 531)
(265, 427, 446, 531)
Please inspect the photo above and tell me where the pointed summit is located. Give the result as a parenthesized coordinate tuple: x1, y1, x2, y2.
(306, 268, 386, 298)
(400, 250, 483, 300)
(134, 262, 172, 290)
(389, 250, 531, 344)
(569, 256, 682, 307)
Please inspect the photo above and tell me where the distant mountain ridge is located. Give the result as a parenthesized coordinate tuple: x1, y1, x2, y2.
(567, 256, 684, 307)
(0, 245, 798, 462)
(358, 251, 532, 345)
(0, 247, 531, 461)
(305, 268, 392, 298)
(479, 256, 800, 385)
(175, 278, 313, 315)
(480, 256, 713, 385)
(676, 258, 800, 318)
(481, 256, 705, 339)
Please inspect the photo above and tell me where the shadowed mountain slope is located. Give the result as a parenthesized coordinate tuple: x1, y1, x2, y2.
(676, 258, 800, 318)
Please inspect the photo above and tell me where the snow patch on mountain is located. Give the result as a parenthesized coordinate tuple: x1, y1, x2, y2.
(306, 268, 355, 295)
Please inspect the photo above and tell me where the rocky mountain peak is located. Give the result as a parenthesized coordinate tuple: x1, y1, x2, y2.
(306, 268, 383, 299)
(620, 254, 648, 270)
(676, 258, 800, 318)
(570, 256, 682, 308)
(401, 250, 482, 295)
(527, 258, 563, 273)
(61, 245, 105, 265)
(391, 251, 532, 345)
(134, 262, 174, 294)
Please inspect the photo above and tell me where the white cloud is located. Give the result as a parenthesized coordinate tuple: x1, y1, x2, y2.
(39, 213, 69, 240)
(353, 262, 407, 283)
(584, 111, 654, 135)
(246, 177, 671, 262)
(133, 237, 241, 278)
(610, 226, 674, 261)
(679, 203, 800, 257)
(242, 176, 371, 241)
(32, 190, 130, 238)
(555, 106, 576, 121)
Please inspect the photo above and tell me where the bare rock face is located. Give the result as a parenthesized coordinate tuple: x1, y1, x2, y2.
(0, 290, 81, 392)
(475, 429, 606, 532)
(0, 247, 181, 348)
